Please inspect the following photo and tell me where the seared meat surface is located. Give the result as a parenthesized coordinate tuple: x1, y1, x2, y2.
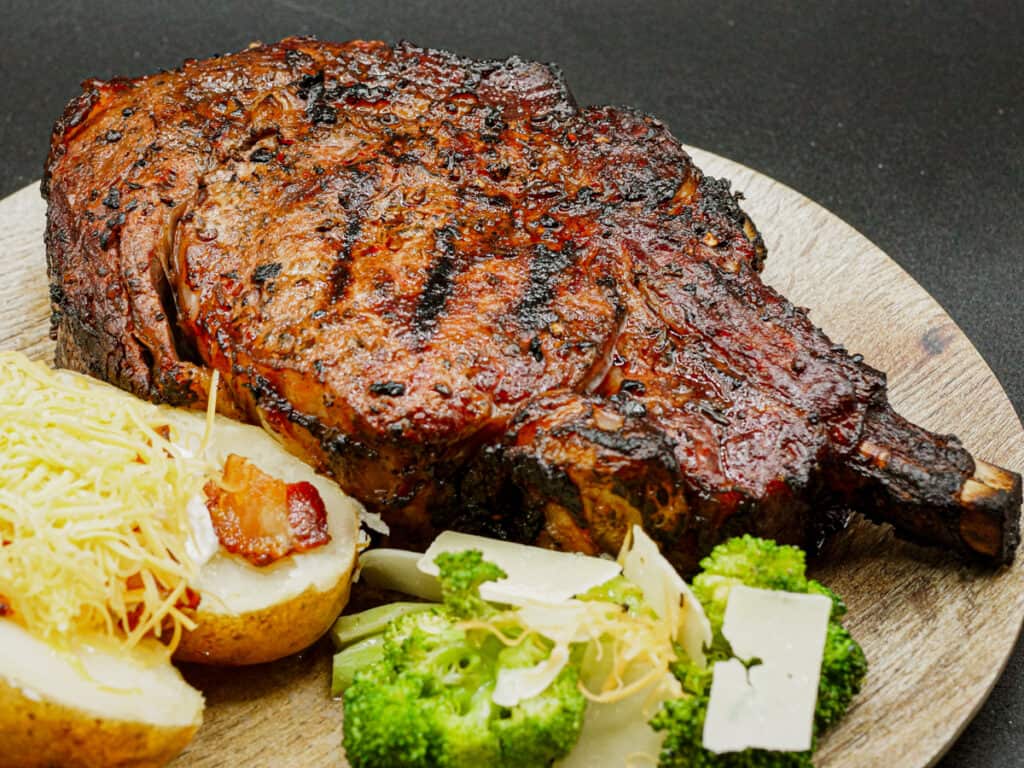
(44, 38, 1021, 568)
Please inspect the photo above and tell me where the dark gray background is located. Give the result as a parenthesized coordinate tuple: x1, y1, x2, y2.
(1, 1, 1021, 764)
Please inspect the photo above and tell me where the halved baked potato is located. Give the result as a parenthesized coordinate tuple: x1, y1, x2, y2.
(0, 621, 203, 768)
(164, 409, 362, 665)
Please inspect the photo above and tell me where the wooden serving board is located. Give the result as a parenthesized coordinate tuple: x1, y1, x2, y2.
(2, 147, 1022, 768)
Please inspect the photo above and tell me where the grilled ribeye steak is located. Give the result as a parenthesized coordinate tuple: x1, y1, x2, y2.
(44, 37, 1021, 569)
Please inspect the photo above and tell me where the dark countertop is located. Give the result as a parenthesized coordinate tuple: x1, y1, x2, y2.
(1, 1, 1020, 764)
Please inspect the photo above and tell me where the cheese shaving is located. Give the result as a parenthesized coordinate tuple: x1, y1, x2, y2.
(0, 352, 208, 652)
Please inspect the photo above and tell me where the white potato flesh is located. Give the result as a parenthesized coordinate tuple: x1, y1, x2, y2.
(0, 619, 202, 727)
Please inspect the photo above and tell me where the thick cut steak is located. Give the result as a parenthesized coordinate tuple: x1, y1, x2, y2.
(44, 37, 1021, 569)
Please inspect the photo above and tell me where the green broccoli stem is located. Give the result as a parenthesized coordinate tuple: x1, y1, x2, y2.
(333, 634, 388, 696)
(332, 602, 437, 650)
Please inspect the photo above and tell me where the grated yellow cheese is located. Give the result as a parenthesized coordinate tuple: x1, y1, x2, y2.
(0, 351, 210, 652)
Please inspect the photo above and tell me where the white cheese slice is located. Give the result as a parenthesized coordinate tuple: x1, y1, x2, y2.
(702, 586, 832, 754)
(418, 531, 621, 606)
(514, 600, 594, 644)
(492, 601, 618, 707)
(620, 525, 712, 667)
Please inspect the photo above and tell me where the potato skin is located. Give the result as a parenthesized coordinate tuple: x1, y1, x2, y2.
(0, 678, 199, 768)
(174, 575, 352, 666)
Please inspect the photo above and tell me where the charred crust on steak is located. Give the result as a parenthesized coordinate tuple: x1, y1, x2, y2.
(251, 262, 283, 284)
(369, 382, 407, 397)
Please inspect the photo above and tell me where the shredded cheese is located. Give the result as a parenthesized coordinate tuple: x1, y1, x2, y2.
(0, 352, 209, 652)
(201, 368, 219, 455)
(460, 597, 678, 706)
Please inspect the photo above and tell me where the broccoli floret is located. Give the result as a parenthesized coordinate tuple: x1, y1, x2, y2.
(435, 548, 508, 617)
(691, 535, 809, 631)
(653, 656, 814, 768)
(342, 671, 437, 767)
(342, 550, 585, 768)
(697, 535, 809, 590)
(578, 575, 651, 616)
(814, 622, 867, 732)
(492, 663, 587, 768)
(653, 689, 813, 767)
(692, 536, 866, 729)
(669, 653, 715, 697)
(431, 684, 505, 765)
(652, 536, 866, 767)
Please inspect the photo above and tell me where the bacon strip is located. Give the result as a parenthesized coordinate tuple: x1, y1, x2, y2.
(204, 454, 332, 566)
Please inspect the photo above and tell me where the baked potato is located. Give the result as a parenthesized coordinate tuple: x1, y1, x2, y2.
(0, 621, 203, 768)
(0, 351, 365, 765)
(163, 408, 361, 665)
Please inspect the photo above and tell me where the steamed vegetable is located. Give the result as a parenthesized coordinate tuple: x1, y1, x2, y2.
(341, 551, 586, 767)
(336, 534, 866, 768)
(652, 536, 867, 766)
(331, 602, 436, 649)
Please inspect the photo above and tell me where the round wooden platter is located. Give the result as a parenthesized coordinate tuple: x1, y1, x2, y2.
(2, 147, 1022, 768)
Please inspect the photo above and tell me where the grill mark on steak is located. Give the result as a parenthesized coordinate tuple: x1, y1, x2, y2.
(44, 37, 1021, 567)
(296, 71, 338, 126)
(330, 216, 361, 301)
(413, 225, 462, 336)
(517, 243, 577, 331)
(329, 167, 378, 302)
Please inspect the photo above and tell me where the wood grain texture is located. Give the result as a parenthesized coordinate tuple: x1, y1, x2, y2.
(1, 147, 1021, 768)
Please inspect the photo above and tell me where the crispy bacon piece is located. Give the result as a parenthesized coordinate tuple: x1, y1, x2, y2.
(0, 594, 12, 618)
(204, 453, 331, 566)
(287, 481, 332, 551)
